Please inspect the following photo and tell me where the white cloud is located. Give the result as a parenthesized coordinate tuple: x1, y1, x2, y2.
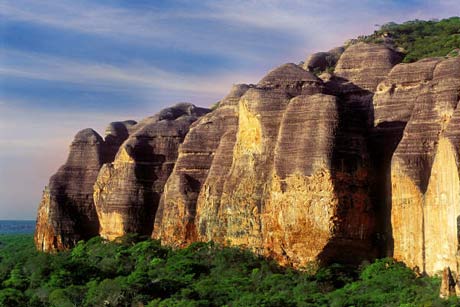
(0, 48, 263, 100)
(0, 0, 277, 62)
(3, 0, 458, 67)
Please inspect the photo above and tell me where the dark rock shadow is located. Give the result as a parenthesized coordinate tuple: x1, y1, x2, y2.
(369, 121, 406, 257)
(132, 138, 162, 236)
(317, 77, 405, 265)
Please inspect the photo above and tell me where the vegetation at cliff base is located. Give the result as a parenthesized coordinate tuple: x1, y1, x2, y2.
(0, 234, 457, 307)
(358, 17, 460, 63)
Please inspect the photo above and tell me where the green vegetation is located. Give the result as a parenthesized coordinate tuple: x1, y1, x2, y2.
(210, 101, 220, 111)
(0, 234, 458, 306)
(357, 17, 460, 63)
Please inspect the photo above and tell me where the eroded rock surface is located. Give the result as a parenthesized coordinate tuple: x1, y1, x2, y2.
(35, 124, 133, 251)
(154, 57, 389, 267)
(303, 46, 344, 72)
(335, 42, 403, 92)
(373, 56, 460, 275)
(35, 42, 460, 275)
(94, 103, 209, 240)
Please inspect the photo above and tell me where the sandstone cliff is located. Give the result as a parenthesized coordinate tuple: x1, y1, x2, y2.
(35, 41, 460, 276)
(373, 57, 460, 274)
(94, 103, 209, 240)
(154, 44, 402, 267)
(35, 122, 135, 251)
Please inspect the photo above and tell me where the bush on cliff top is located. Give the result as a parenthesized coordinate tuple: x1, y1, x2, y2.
(357, 17, 460, 63)
(0, 234, 457, 307)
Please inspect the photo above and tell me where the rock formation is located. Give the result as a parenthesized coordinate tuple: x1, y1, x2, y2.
(155, 44, 401, 267)
(153, 85, 248, 245)
(303, 47, 344, 72)
(440, 267, 457, 298)
(377, 57, 460, 274)
(35, 41, 460, 277)
(35, 122, 135, 251)
(94, 103, 209, 240)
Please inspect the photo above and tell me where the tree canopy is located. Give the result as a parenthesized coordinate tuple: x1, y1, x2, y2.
(0, 234, 458, 306)
(358, 17, 460, 63)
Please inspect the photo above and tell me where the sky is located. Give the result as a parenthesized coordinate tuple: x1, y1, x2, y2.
(0, 0, 459, 219)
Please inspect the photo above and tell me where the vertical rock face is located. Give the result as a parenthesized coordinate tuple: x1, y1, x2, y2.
(154, 53, 399, 267)
(34, 125, 132, 251)
(35, 40, 460, 274)
(371, 58, 442, 256)
(153, 85, 249, 245)
(373, 57, 460, 274)
(94, 103, 209, 240)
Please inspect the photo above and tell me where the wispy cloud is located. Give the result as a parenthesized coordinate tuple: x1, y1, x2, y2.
(3, 0, 457, 54)
(0, 0, 282, 62)
(0, 0, 167, 38)
(0, 48, 263, 100)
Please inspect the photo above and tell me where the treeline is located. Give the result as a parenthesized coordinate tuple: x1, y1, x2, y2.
(358, 17, 460, 62)
(0, 234, 457, 306)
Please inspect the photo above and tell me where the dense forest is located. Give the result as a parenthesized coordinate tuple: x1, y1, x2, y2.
(0, 234, 457, 307)
(358, 17, 460, 63)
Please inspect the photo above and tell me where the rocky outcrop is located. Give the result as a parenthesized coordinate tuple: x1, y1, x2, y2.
(94, 103, 209, 240)
(154, 52, 399, 267)
(153, 85, 249, 245)
(35, 41, 460, 276)
(303, 46, 344, 72)
(34, 123, 134, 251)
(440, 267, 457, 298)
(335, 42, 403, 92)
(380, 57, 460, 275)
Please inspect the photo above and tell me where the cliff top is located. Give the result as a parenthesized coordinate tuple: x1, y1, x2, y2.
(352, 17, 460, 63)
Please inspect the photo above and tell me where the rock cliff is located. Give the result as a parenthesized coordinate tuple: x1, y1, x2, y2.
(35, 122, 135, 251)
(374, 57, 460, 274)
(94, 103, 209, 240)
(35, 42, 460, 276)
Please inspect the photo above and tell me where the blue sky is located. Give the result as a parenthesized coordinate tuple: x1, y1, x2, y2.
(0, 0, 459, 219)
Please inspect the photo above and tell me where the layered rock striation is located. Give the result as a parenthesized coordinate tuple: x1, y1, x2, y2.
(155, 44, 402, 267)
(35, 121, 135, 251)
(35, 42, 460, 276)
(94, 103, 209, 240)
(374, 57, 460, 274)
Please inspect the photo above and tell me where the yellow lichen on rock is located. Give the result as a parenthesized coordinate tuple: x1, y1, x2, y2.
(391, 160, 425, 271)
(113, 147, 135, 167)
(263, 169, 337, 267)
(93, 164, 120, 240)
(424, 138, 460, 275)
(98, 211, 125, 240)
(34, 189, 58, 252)
(93, 164, 112, 206)
(233, 99, 262, 160)
(219, 168, 265, 249)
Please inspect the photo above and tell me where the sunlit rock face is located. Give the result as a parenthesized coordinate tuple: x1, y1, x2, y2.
(34, 123, 134, 251)
(154, 52, 400, 267)
(153, 84, 249, 245)
(35, 42, 460, 274)
(94, 103, 209, 240)
(372, 56, 460, 275)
